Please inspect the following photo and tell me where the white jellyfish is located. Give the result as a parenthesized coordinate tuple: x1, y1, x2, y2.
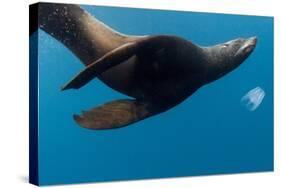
(241, 87, 265, 111)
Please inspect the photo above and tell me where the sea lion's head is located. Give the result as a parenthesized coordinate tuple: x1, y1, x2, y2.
(220, 37, 257, 62)
(205, 36, 257, 83)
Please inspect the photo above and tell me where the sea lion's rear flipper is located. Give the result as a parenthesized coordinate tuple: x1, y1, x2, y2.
(74, 99, 158, 130)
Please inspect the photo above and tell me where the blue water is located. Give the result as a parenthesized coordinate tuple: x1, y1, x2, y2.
(36, 5, 273, 185)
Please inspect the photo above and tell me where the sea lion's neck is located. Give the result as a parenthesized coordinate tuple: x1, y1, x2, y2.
(201, 46, 232, 84)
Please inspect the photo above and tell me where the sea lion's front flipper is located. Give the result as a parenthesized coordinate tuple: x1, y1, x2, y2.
(61, 35, 171, 91)
(74, 99, 159, 130)
(61, 42, 139, 91)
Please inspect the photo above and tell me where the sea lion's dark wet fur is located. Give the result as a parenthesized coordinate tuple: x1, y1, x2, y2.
(32, 3, 257, 129)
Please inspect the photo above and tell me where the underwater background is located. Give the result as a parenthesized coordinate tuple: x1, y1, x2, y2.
(35, 5, 273, 185)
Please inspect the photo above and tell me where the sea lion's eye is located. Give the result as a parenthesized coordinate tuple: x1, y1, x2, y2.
(222, 44, 229, 48)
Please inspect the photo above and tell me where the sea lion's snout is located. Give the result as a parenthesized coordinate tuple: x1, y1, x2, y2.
(248, 36, 257, 46)
(244, 36, 257, 53)
(235, 36, 257, 57)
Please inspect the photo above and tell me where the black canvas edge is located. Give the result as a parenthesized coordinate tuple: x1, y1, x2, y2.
(29, 3, 39, 186)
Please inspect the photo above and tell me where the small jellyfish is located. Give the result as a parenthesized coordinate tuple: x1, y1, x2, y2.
(241, 87, 265, 111)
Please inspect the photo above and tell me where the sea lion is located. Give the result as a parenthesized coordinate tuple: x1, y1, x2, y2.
(31, 3, 257, 130)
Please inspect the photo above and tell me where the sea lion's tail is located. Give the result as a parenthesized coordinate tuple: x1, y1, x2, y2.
(29, 2, 132, 65)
